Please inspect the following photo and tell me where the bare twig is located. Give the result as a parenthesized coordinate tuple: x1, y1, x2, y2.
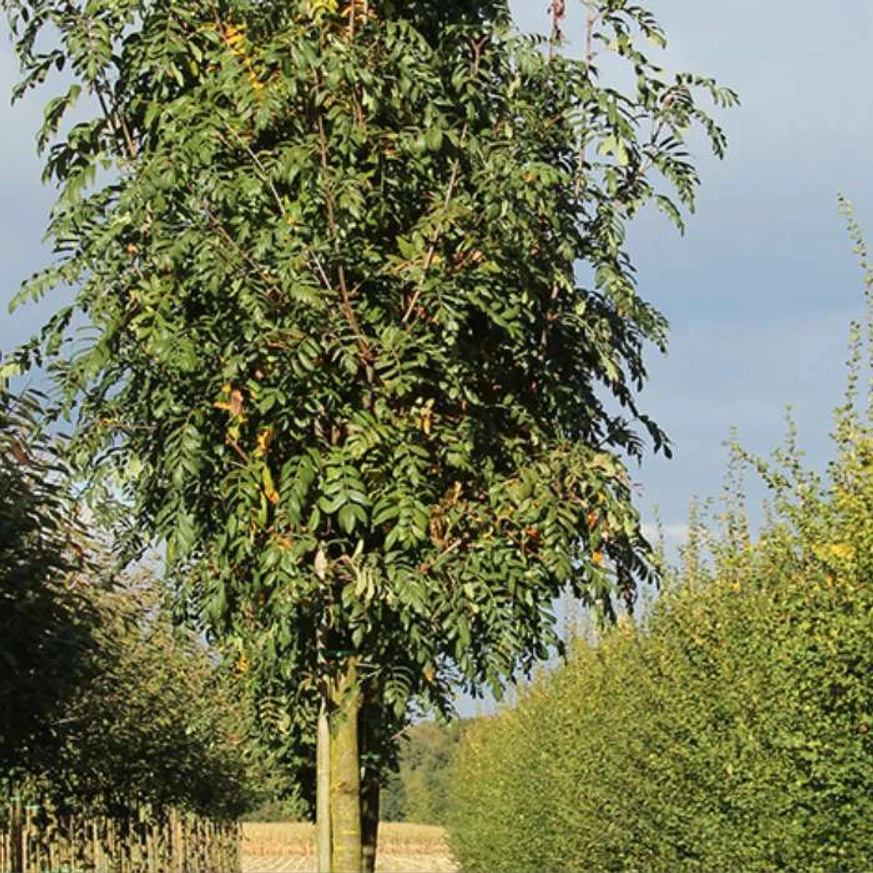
(225, 434, 250, 464)
(62, 0, 138, 162)
(188, 184, 283, 298)
(574, 2, 603, 198)
(401, 156, 463, 324)
(421, 539, 464, 575)
(538, 282, 561, 359)
(549, 0, 566, 58)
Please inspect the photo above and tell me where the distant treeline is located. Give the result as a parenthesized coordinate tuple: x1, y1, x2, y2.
(381, 720, 465, 824)
(241, 717, 468, 825)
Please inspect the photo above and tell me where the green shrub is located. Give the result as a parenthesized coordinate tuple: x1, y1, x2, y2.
(451, 550, 873, 871)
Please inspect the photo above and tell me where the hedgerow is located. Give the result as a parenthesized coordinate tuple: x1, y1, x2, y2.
(448, 201, 873, 872)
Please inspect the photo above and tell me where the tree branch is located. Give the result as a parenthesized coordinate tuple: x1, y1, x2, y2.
(401, 37, 486, 327)
(315, 97, 371, 361)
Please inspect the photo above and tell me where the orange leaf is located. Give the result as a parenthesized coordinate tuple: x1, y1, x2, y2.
(214, 386, 244, 418)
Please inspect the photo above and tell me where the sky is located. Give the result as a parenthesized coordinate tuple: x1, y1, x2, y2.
(2, 0, 873, 555)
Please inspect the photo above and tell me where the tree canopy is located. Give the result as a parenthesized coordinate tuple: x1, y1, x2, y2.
(1, 0, 735, 867)
(36, 576, 255, 819)
(2, 0, 734, 704)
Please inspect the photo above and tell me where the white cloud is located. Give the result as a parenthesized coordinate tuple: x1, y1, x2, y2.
(641, 522, 691, 549)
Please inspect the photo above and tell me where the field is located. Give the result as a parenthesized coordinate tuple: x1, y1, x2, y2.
(241, 822, 459, 873)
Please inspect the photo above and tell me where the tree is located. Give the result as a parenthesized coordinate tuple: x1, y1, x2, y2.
(5, 574, 257, 821)
(38, 576, 256, 820)
(0, 389, 250, 819)
(0, 388, 99, 774)
(1, 0, 735, 869)
(381, 719, 462, 824)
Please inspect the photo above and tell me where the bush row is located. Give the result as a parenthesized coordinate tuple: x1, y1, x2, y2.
(449, 261, 873, 871)
(451, 516, 873, 869)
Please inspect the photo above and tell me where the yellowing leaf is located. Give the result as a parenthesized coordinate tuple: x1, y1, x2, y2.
(314, 547, 328, 581)
(263, 466, 280, 505)
(273, 533, 294, 550)
(223, 24, 244, 39)
(214, 385, 245, 419)
(830, 542, 855, 560)
(256, 427, 274, 455)
(308, 0, 339, 14)
(220, 23, 247, 58)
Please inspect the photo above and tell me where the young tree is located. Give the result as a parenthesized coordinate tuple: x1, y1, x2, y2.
(1, 0, 735, 868)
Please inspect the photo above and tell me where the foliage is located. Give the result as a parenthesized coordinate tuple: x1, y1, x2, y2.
(45, 578, 255, 819)
(0, 388, 99, 774)
(1, 0, 734, 828)
(0, 388, 250, 818)
(240, 796, 311, 823)
(228, 627, 320, 819)
(3, 570, 255, 820)
(448, 201, 873, 873)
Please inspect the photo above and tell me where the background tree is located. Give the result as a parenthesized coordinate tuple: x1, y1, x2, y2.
(0, 388, 251, 820)
(1, 0, 735, 869)
(381, 720, 463, 824)
(0, 387, 98, 775)
(37, 576, 255, 820)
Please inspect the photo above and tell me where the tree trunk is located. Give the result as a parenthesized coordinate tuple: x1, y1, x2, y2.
(10, 796, 23, 873)
(360, 775, 380, 873)
(316, 695, 332, 873)
(330, 658, 362, 873)
(360, 680, 382, 873)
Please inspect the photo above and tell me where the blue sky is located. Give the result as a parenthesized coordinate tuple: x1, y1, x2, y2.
(3, 0, 873, 552)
